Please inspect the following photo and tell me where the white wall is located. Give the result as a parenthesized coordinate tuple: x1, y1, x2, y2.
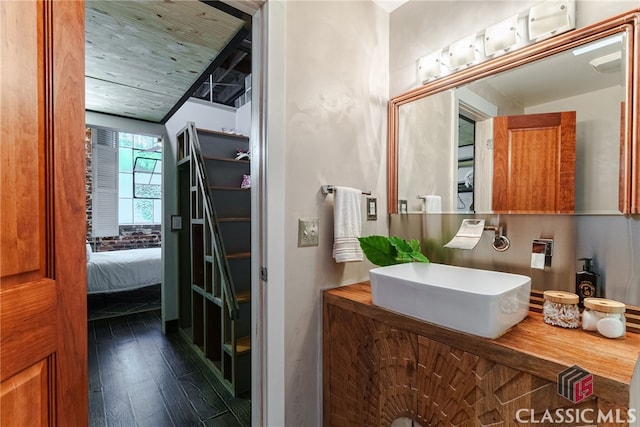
(398, 90, 457, 212)
(266, 1, 390, 424)
(164, 98, 237, 136)
(236, 101, 251, 137)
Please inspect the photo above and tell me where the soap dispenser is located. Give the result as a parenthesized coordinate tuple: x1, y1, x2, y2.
(576, 258, 600, 307)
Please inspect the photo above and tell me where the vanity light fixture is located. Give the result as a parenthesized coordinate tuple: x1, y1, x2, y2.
(447, 33, 480, 70)
(417, 49, 443, 82)
(484, 14, 521, 57)
(416, 0, 576, 85)
(528, 0, 575, 42)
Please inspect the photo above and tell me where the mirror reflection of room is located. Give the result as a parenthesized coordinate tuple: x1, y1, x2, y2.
(396, 32, 627, 214)
(456, 115, 475, 213)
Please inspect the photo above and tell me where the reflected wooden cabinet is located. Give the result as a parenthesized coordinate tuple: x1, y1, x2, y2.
(492, 111, 576, 213)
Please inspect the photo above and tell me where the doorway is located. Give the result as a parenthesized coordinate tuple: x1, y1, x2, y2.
(84, 1, 262, 425)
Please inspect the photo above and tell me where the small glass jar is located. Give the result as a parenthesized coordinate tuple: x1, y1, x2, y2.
(582, 298, 626, 339)
(543, 291, 580, 328)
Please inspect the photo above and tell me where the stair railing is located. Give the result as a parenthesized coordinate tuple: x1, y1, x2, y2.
(185, 122, 240, 319)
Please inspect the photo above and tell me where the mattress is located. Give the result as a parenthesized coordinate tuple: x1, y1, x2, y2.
(87, 247, 161, 294)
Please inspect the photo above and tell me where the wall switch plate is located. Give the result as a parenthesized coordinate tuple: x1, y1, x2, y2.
(366, 197, 377, 220)
(171, 215, 182, 231)
(298, 218, 319, 247)
(399, 199, 408, 214)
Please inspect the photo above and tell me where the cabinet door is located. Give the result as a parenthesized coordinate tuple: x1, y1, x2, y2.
(493, 111, 576, 213)
(323, 304, 418, 426)
(416, 336, 593, 426)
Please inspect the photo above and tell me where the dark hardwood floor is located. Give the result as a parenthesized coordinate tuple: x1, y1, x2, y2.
(88, 310, 251, 427)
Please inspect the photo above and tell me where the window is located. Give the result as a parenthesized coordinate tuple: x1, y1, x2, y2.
(91, 128, 162, 237)
(117, 132, 162, 225)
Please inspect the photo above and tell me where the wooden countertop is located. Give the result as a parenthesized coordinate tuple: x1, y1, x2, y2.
(324, 282, 640, 407)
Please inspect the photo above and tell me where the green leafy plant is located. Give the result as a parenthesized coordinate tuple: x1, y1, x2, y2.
(357, 235, 430, 267)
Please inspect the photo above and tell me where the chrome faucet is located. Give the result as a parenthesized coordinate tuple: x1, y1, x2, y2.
(484, 225, 510, 252)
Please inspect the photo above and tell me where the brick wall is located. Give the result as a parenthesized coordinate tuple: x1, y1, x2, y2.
(85, 128, 162, 252)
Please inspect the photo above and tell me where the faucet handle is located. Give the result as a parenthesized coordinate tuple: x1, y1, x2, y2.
(532, 239, 553, 269)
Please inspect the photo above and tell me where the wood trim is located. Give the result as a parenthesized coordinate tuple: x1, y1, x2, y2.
(625, 306, 640, 335)
(633, 16, 640, 214)
(619, 101, 629, 213)
(387, 100, 398, 213)
(325, 283, 640, 407)
(51, 0, 88, 424)
(322, 293, 331, 426)
(387, 10, 640, 215)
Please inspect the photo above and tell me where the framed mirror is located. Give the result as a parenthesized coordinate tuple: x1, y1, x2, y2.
(388, 11, 638, 214)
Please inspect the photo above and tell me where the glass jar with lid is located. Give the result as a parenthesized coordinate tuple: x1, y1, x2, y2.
(543, 290, 580, 328)
(582, 297, 626, 339)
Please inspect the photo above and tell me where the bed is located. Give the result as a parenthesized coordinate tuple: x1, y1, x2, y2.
(86, 245, 162, 294)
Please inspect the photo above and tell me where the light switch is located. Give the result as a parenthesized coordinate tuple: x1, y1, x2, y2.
(298, 218, 319, 247)
(399, 199, 408, 214)
(366, 197, 377, 220)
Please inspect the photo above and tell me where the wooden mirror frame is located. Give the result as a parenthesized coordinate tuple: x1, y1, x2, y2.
(387, 10, 640, 214)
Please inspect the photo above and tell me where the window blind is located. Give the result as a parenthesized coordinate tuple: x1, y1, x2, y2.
(91, 128, 119, 237)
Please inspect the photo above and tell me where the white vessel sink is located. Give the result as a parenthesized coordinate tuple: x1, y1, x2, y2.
(369, 263, 531, 338)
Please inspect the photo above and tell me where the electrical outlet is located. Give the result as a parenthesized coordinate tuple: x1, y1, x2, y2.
(298, 218, 319, 247)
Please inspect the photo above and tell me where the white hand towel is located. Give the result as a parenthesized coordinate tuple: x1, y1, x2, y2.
(332, 186, 363, 263)
(419, 195, 442, 213)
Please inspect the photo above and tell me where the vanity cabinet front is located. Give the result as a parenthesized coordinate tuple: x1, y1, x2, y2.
(323, 283, 635, 427)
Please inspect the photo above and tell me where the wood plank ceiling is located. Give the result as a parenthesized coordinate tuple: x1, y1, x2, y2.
(85, 0, 247, 123)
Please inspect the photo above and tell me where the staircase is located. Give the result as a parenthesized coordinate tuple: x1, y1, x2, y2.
(176, 122, 251, 396)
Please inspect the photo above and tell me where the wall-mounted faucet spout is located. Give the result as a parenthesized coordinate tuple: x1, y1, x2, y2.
(444, 219, 511, 251)
(484, 225, 510, 252)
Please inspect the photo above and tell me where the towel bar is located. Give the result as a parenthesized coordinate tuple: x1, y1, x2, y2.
(321, 185, 371, 196)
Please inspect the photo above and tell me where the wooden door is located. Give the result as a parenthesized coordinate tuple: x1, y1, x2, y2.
(493, 111, 576, 213)
(1, 1, 87, 426)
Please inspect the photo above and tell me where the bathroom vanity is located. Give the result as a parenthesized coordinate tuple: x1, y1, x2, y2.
(323, 282, 639, 426)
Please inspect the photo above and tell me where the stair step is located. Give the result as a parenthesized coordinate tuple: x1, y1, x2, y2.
(236, 290, 251, 303)
(218, 217, 250, 222)
(223, 336, 251, 356)
(196, 128, 249, 140)
(210, 186, 250, 191)
(203, 155, 250, 164)
(227, 252, 251, 260)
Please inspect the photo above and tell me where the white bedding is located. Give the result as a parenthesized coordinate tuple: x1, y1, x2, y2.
(87, 247, 161, 294)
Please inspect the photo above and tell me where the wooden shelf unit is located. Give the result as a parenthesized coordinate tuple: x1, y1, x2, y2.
(176, 124, 252, 396)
